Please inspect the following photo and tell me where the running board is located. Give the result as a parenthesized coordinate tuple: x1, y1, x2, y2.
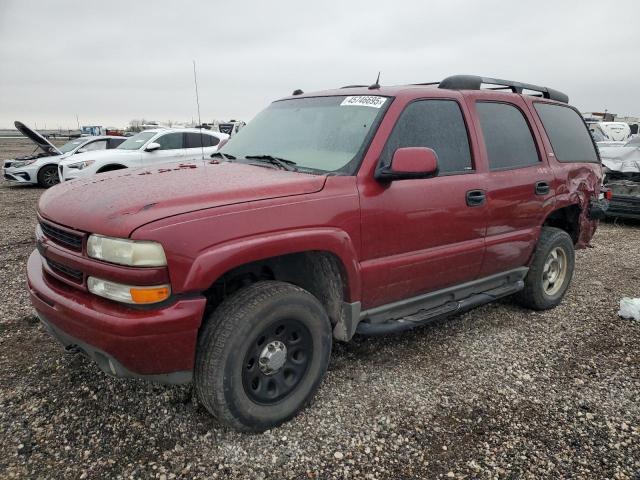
(355, 269, 526, 336)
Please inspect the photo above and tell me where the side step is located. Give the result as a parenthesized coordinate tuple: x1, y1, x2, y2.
(355, 280, 524, 336)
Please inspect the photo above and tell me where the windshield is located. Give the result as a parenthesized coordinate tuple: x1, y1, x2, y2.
(116, 131, 157, 150)
(59, 139, 86, 154)
(220, 95, 389, 173)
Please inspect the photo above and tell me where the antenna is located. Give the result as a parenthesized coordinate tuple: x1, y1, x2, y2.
(368, 72, 381, 90)
(193, 60, 205, 161)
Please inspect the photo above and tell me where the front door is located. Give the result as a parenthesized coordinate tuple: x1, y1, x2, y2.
(144, 132, 186, 166)
(358, 98, 488, 309)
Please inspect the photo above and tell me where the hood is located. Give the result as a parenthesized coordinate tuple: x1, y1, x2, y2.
(38, 161, 327, 237)
(15, 121, 62, 156)
(600, 147, 640, 174)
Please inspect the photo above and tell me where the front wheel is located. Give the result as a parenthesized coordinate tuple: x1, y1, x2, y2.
(195, 281, 332, 432)
(37, 165, 59, 188)
(516, 226, 575, 310)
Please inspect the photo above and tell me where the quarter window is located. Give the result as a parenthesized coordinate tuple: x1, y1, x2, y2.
(155, 133, 184, 150)
(476, 102, 539, 170)
(380, 100, 473, 174)
(533, 103, 599, 163)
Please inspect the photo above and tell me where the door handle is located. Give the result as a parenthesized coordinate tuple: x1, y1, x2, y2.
(466, 189, 486, 207)
(535, 181, 550, 195)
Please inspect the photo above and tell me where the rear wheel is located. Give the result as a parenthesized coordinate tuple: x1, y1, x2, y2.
(195, 281, 332, 432)
(37, 165, 59, 188)
(516, 227, 575, 310)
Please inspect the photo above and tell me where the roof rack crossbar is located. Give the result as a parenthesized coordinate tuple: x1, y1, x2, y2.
(438, 75, 569, 103)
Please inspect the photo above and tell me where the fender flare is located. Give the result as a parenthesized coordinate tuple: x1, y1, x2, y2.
(183, 227, 361, 302)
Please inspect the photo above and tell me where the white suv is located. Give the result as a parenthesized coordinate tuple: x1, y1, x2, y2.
(58, 128, 228, 182)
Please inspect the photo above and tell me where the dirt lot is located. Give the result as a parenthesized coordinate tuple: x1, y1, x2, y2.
(1, 138, 639, 479)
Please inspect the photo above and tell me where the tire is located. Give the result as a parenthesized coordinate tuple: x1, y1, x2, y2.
(195, 281, 332, 432)
(37, 165, 59, 188)
(516, 226, 575, 310)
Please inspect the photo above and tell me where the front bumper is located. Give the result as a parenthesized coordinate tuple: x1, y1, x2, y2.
(27, 250, 207, 383)
(3, 165, 38, 184)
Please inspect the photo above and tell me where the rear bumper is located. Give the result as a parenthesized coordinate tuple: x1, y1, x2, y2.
(605, 195, 640, 220)
(27, 250, 207, 383)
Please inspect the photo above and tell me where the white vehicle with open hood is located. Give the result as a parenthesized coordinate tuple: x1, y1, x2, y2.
(2, 121, 126, 187)
(58, 128, 228, 182)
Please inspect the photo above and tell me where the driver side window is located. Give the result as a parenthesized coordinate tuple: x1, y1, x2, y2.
(82, 140, 107, 151)
(155, 133, 184, 150)
(380, 99, 473, 175)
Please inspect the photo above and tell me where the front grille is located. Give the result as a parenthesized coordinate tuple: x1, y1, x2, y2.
(40, 221, 83, 251)
(47, 258, 83, 283)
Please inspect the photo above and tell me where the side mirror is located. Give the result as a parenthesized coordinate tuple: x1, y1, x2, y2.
(375, 147, 438, 181)
(145, 142, 161, 152)
(76, 147, 87, 154)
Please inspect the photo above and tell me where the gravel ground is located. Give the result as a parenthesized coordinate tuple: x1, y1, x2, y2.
(1, 138, 639, 479)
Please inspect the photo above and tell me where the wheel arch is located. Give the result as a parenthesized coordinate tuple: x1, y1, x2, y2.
(542, 203, 582, 244)
(96, 163, 127, 173)
(184, 228, 362, 338)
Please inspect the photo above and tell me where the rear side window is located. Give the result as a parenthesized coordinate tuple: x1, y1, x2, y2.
(534, 103, 599, 163)
(380, 99, 473, 174)
(185, 132, 221, 148)
(476, 102, 539, 170)
(155, 132, 184, 150)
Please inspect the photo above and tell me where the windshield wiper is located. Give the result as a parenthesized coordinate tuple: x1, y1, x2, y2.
(210, 152, 236, 160)
(244, 154, 297, 171)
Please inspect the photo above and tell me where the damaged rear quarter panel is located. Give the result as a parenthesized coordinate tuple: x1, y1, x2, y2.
(552, 162, 602, 248)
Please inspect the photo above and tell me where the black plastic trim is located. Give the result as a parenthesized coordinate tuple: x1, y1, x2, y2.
(439, 75, 569, 103)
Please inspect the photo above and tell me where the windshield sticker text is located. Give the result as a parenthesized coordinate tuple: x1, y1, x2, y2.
(340, 96, 387, 108)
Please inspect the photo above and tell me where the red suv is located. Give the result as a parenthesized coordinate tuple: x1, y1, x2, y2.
(28, 75, 604, 431)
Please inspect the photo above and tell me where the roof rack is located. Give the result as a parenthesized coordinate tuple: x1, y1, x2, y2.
(438, 75, 568, 103)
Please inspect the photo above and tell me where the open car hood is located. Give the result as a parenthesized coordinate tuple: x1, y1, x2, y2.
(38, 161, 327, 237)
(14, 120, 62, 156)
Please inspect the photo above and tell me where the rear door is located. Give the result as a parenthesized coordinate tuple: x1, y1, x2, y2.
(143, 132, 186, 166)
(183, 132, 221, 161)
(358, 97, 488, 309)
(466, 94, 555, 277)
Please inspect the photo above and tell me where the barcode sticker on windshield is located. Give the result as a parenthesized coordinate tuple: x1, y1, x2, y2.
(341, 96, 387, 108)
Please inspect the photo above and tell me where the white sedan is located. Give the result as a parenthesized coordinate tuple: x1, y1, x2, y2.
(58, 128, 228, 182)
(2, 121, 126, 187)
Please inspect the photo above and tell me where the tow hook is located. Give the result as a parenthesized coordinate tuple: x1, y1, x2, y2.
(64, 344, 80, 355)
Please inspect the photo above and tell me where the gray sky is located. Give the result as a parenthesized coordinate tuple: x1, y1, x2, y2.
(0, 0, 637, 129)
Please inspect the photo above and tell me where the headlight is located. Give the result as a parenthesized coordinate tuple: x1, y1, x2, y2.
(10, 159, 37, 168)
(88, 277, 170, 304)
(87, 234, 167, 267)
(67, 160, 95, 170)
